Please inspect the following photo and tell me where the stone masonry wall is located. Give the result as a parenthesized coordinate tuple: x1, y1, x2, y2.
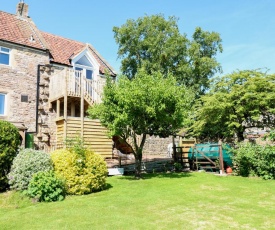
(35, 65, 64, 151)
(0, 41, 49, 132)
(143, 135, 180, 157)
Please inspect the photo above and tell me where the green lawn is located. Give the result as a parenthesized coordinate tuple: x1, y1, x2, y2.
(1, 172, 275, 229)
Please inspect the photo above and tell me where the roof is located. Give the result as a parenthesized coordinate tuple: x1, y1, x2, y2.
(41, 32, 116, 76)
(41, 31, 84, 66)
(0, 11, 48, 50)
(0, 8, 116, 76)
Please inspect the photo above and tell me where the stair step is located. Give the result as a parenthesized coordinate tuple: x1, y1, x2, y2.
(200, 166, 217, 168)
(196, 162, 216, 165)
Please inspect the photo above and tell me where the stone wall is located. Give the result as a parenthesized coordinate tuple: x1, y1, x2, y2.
(122, 159, 174, 174)
(0, 41, 49, 132)
(0, 41, 66, 151)
(143, 135, 180, 157)
(35, 65, 64, 151)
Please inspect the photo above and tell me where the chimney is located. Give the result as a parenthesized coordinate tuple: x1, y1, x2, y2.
(16, 1, 29, 17)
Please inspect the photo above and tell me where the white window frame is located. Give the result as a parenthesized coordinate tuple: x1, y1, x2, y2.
(75, 63, 94, 80)
(0, 46, 10, 66)
(0, 93, 7, 116)
(72, 49, 99, 81)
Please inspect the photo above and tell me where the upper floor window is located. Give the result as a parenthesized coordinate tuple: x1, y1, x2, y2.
(0, 47, 10, 65)
(75, 55, 94, 80)
(0, 93, 6, 116)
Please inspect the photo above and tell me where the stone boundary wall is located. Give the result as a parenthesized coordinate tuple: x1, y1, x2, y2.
(143, 135, 180, 157)
(121, 159, 174, 174)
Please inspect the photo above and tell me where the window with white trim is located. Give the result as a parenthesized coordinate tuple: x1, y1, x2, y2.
(0, 93, 6, 116)
(0, 47, 10, 65)
(74, 55, 94, 80)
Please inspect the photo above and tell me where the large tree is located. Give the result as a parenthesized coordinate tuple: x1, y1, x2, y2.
(189, 70, 275, 141)
(113, 14, 222, 95)
(88, 70, 193, 178)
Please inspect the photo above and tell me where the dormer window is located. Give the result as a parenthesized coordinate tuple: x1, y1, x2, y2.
(74, 55, 94, 80)
(72, 47, 100, 81)
(0, 47, 10, 65)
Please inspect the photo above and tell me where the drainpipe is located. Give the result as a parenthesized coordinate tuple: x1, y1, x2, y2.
(25, 64, 43, 148)
(35, 64, 43, 134)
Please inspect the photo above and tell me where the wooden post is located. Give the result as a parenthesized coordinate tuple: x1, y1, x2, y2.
(172, 135, 176, 162)
(71, 102, 75, 117)
(64, 70, 68, 144)
(119, 157, 122, 168)
(218, 139, 224, 174)
(80, 71, 84, 138)
(195, 144, 198, 170)
(57, 99, 60, 117)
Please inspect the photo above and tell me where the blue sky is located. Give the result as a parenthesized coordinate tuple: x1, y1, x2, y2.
(2, 0, 275, 75)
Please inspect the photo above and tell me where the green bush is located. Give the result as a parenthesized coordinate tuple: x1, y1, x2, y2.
(51, 148, 108, 195)
(26, 171, 65, 202)
(232, 143, 275, 179)
(8, 149, 53, 191)
(0, 120, 20, 191)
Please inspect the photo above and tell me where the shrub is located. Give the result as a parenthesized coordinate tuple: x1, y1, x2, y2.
(8, 149, 53, 190)
(26, 171, 65, 202)
(232, 143, 275, 179)
(0, 120, 20, 191)
(51, 148, 108, 195)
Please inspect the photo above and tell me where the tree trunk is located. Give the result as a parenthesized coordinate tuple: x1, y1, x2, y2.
(134, 149, 143, 179)
(132, 133, 147, 179)
(236, 129, 244, 142)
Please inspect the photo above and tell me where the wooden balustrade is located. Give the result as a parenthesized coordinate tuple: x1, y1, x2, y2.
(49, 68, 105, 104)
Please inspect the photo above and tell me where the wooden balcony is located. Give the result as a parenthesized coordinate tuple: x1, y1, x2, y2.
(49, 68, 105, 105)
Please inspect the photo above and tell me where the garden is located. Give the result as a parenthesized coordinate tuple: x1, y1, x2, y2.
(1, 120, 275, 229)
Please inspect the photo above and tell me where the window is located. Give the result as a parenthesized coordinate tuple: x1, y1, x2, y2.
(74, 55, 94, 80)
(0, 93, 6, 116)
(75, 67, 93, 80)
(0, 47, 10, 65)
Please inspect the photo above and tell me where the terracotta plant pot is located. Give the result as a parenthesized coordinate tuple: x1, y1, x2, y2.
(226, 166, 233, 174)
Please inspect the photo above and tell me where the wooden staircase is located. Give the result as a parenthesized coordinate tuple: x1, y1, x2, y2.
(49, 68, 110, 158)
(112, 136, 133, 155)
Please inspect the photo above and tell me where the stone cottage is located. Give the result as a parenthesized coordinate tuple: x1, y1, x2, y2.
(0, 2, 116, 157)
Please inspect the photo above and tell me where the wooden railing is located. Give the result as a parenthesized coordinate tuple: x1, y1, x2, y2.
(49, 68, 105, 104)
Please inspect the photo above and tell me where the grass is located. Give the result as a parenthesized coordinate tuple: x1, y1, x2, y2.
(1, 172, 275, 229)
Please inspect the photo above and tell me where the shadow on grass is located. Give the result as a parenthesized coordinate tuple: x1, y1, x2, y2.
(104, 183, 113, 190)
(116, 172, 193, 181)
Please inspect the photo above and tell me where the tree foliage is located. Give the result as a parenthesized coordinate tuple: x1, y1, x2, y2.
(89, 70, 193, 178)
(113, 14, 222, 94)
(190, 70, 275, 141)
